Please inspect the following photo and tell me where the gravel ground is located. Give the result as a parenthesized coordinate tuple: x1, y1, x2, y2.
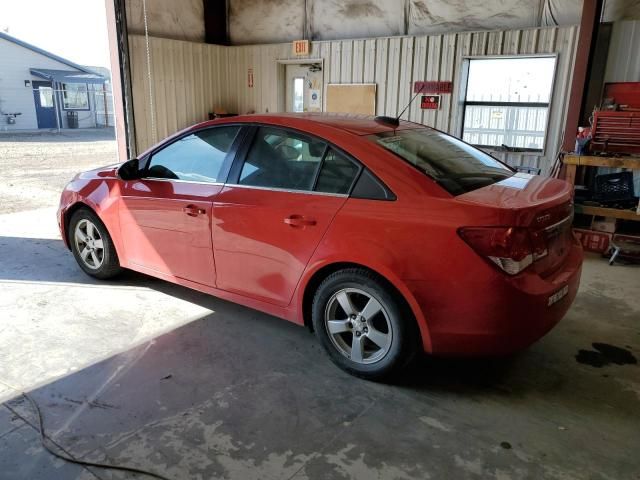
(0, 129, 117, 214)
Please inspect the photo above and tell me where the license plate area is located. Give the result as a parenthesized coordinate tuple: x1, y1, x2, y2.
(548, 285, 569, 306)
(537, 214, 574, 276)
(546, 224, 572, 259)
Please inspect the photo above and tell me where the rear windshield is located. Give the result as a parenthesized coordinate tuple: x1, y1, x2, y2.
(368, 128, 514, 195)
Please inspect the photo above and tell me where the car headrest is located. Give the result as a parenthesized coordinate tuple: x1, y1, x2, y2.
(308, 141, 325, 157)
(252, 138, 279, 166)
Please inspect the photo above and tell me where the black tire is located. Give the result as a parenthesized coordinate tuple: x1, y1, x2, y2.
(68, 208, 122, 279)
(312, 268, 418, 380)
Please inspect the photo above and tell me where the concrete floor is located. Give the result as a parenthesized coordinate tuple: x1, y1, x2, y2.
(0, 132, 639, 479)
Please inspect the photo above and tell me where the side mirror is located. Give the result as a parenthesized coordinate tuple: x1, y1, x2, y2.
(118, 158, 143, 180)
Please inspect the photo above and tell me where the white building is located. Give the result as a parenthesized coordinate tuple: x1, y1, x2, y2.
(0, 31, 111, 130)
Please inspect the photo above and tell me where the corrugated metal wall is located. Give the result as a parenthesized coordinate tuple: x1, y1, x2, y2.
(130, 25, 578, 173)
(605, 20, 640, 82)
(129, 35, 228, 152)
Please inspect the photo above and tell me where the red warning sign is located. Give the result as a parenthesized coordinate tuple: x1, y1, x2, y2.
(420, 95, 440, 110)
(248, 68, 254, 88)
(414, 81, 452, 94)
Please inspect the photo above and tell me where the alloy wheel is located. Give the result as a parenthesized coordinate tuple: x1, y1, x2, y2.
(324, 287, 393, 364)
(74, 219, 105, 270)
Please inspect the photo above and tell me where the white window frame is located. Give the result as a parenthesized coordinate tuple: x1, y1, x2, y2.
(62, 83, 90, 111)
(458, 54, 558, 155)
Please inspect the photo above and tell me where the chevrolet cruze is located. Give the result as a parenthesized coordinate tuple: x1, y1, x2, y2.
(58, 114, 583, 379)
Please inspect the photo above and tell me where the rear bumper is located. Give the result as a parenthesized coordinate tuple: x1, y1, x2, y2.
(411, 237, 584, 356)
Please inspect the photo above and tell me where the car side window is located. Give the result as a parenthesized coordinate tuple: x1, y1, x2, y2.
(146, 126, 240, 183)
(314, 148, 360, 194)
(239, 127, 326, 191)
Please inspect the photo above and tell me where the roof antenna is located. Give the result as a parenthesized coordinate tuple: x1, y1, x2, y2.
(375, 87, 423, 128)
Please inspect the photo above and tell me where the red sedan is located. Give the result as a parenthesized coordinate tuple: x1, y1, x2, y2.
(58, 114, 583, 379)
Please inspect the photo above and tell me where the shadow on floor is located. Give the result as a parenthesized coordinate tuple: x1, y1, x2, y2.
(1, 299, 638, 479)
(0, 235, 168, 290)
(1, 237, 639, 479)
(1, 234, 637, 401)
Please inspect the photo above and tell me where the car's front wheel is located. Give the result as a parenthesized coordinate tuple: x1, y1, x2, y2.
(68, 208, 122, 279)
(312, 268, 418, 380)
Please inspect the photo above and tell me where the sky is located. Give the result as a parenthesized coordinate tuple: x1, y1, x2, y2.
(0, 0, 111, 69)
(466, 57, 556, 103)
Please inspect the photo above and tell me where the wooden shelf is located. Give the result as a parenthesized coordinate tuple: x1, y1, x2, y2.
(564, 154, 640, 169)
(574, 204, 640, 221)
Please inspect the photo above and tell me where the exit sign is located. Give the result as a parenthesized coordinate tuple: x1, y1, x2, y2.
(293, 39, 310, 56)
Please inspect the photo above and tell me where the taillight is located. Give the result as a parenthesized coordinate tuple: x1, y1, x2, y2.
(458, 227, 548, 275)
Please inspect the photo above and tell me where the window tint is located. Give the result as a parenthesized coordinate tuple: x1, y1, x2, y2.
(315, 149, 359, 194)
(147, 126, 240, 183)
(351, 169, 396, 200)
(369, 128, 513, 195)
(239, 127, 326, 191)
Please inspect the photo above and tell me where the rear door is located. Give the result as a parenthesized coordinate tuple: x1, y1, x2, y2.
(285, 64, 323, 113)
(119, 125, 242, 286)
(212, 126, 361, 306)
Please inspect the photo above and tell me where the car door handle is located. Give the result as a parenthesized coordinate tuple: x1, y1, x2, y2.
(284, 215, 317, 227)
(182, 205, 206, 217)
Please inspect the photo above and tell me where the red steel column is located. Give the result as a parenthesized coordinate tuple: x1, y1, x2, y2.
(561, 0, 604, 152)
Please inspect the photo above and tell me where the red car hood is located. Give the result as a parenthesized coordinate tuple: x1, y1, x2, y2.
(77, 163, 121, 180)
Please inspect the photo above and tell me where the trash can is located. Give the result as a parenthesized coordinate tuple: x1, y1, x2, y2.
(67, 111, 78, 129)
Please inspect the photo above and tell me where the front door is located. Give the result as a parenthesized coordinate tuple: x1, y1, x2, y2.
(213, 126, 359, 306)
(32, 81, 56, 129)
(119, 125, 242, 287)
(285, 64, 323, 113)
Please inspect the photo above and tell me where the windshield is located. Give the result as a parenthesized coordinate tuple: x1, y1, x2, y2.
(368, 128, 514, 195)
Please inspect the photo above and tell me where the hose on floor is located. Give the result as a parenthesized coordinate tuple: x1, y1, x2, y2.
(22, 393, 172, 480)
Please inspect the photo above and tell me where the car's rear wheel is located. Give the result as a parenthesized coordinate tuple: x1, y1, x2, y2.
(68, 208, 122, 279)
(312, 268, 418, 380)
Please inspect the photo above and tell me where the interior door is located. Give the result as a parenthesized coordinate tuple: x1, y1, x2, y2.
(119, 126, 242, 287)
(212, 126, 356, 306)
(285, 64, 323, 113)
(32, 81, 57, 129)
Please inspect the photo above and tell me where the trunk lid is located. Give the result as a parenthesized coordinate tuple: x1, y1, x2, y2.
(458, 173, 575, 276)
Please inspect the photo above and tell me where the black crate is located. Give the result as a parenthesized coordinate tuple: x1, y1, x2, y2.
(593, 171, 636, 204)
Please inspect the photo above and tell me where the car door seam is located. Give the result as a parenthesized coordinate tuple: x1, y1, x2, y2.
(286, 197, 350, 308)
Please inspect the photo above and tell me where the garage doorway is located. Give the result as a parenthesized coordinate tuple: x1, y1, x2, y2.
(282, 62, 323, 113)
